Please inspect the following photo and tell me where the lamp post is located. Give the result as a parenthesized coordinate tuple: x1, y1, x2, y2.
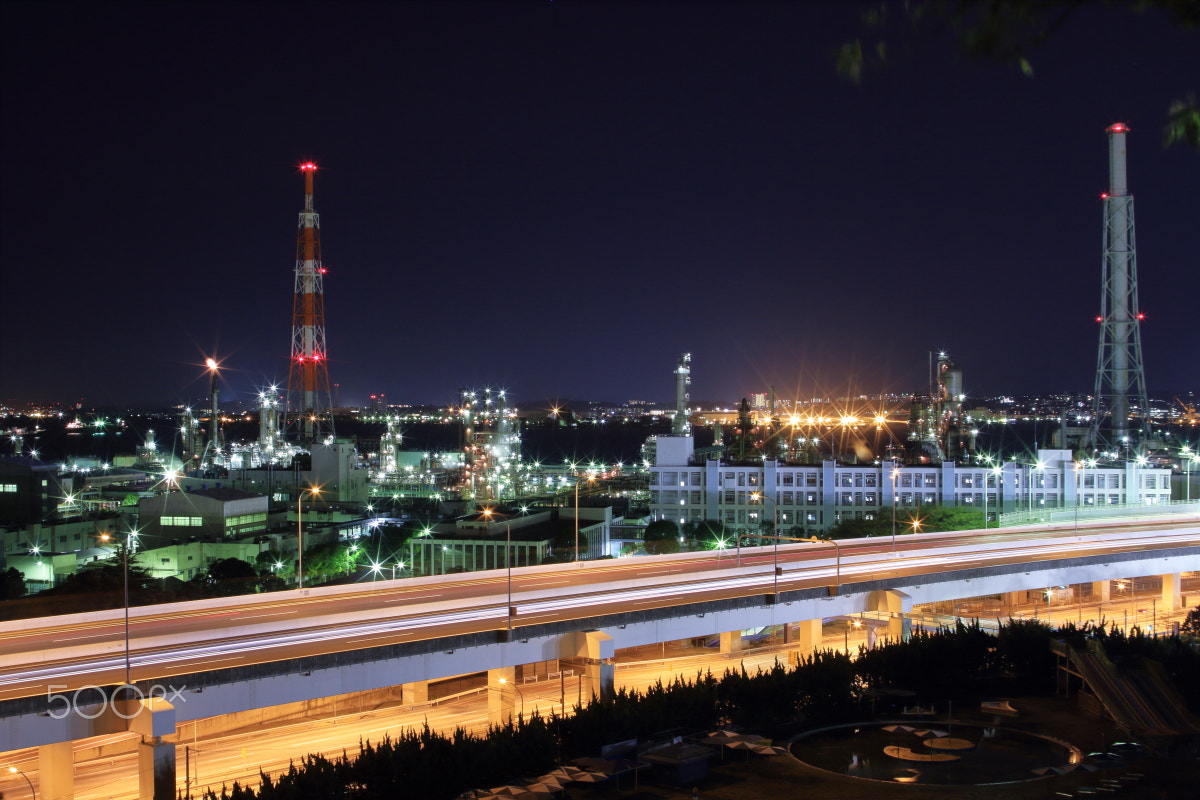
(1021, 460, 1045, 519)
(497, 677, 525, 718)
(890, 467, 900, 553)
(482, 508, 514, 630)
(297, 486, 321, 589)
(1080, 460, 1089, 534)
(1182, 446, 1197, 502)
(750, 492, 780, 596)
(573, 473, 596, 563)
(8, 766, 36, 800)
(121, 526, 137, 685)
(807, 536, 841, 590)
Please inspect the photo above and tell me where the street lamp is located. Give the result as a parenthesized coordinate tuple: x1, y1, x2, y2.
(750, 492, 780, 597)
(573, 473, 596, 563)
(482, 507, 515, 630)
(807, 536, 841, 590)
(297, 486, 321, 589)
(890, 467, 900, 553)
(1028, 461, 1045, 517)
(497, 677, 525, 718)
(1080, 462, 1089, 532)
(8, 765, 36, 799)
(1182, 445, 1197, 503)
(121, 526, 138, 685)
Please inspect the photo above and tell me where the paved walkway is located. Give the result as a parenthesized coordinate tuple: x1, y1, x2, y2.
(569, 697, 1199, 800)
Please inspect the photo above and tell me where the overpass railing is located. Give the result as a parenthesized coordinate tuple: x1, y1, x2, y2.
(999, 500, 1200, 528)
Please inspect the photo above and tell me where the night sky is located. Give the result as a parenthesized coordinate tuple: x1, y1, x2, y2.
(2, 1, 1196, 410)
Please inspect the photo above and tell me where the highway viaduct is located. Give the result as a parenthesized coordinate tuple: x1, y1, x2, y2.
(2, 514, 1198, 798)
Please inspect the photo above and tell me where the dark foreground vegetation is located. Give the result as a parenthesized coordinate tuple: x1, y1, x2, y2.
(202, 617, 1200, 799)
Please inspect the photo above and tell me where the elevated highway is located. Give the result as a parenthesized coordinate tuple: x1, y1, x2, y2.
(2, 514, 1198, 793)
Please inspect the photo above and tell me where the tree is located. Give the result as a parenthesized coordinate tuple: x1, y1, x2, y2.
(828, 516, 891, 540)
(644, 519, 681, 555)
(913, 505, 986, 533)
(204, 558, 260, 597)
(303, 543, 362, 583)
(688, 519, 731, 550)
(1182, 604, 1200, 637)
(2, 567, 26, 600)
(838, 0, 1200, 149)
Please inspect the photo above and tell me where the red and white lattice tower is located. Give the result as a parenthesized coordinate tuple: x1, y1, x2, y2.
(286, 162, 335, 443)
(1090, 124, 1148, 454)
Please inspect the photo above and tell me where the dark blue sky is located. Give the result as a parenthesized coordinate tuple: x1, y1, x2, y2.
(2, 1, 1196, 410)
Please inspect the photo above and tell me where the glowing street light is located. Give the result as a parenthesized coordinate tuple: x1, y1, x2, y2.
(7, 766, 36, 799)
(297, 486, 321, 589)
(806, 536, 841, 590)
(750, 492, 781, 597)
(497, 677, 525, 718)
(482, 507, 515, 630)
(1182, 445, 1198, 503)
(573, 474, 596, 563)
(890, 466, 900, 554)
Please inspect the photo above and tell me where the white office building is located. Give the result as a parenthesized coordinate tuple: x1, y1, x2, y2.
(648, 435, 1173, 532)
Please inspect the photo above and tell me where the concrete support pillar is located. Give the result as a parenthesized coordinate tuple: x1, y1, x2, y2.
(129, 696, 176, 800)
(139, 738, 175, 800)
(719, 630, 742, 654)
(1161, 573, 1181, 612)
(585, 631, 615, 702)
(402, 681, 429, 705)
(1092, 581, 1111, 602)
(868, 589, 912, 643)
(487, 666, 518, 724)
(793, 618, 823, 664)
(560, 630, 614, 705)
(38, 740, 74, 800)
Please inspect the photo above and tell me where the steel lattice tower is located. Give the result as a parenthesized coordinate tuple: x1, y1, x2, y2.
(286, 162, 335, 443)
(1091, 123, 1148, 453)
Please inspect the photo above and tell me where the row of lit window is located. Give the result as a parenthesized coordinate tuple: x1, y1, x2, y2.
(161, 516, 202, 527)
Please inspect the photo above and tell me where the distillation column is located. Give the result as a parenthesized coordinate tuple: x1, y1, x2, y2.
(673, 353, 691, 435)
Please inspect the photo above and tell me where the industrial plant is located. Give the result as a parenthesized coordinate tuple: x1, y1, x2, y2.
(1, 127, 1197, 600)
